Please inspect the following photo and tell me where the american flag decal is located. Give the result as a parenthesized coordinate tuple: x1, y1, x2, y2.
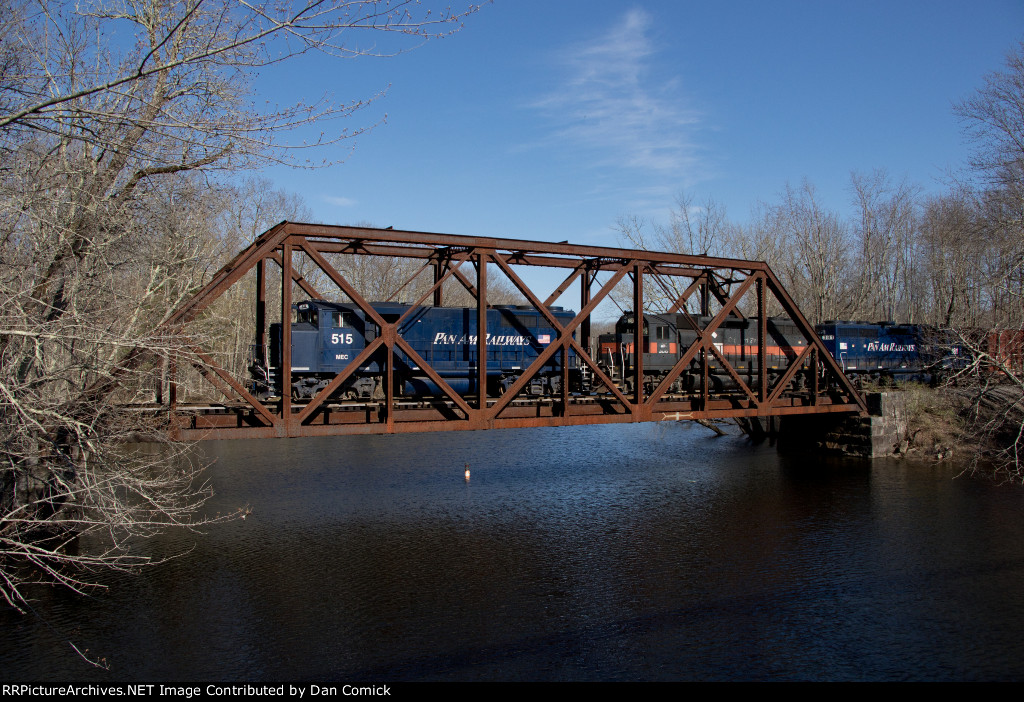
(537, 334, 551, 344)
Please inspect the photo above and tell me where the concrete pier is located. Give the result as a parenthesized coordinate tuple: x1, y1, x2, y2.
(779, 392, 909, 458)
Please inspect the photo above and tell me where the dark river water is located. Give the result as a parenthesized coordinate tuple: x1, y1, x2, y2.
(4, 422, 1024, 681)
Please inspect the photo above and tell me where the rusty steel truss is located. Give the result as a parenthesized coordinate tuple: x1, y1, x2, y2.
(158, 222, 867, 440)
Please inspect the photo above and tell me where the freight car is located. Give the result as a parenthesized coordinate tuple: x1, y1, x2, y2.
(250, 299, 580, 400)
(985, 329, 1024, 375)
(594, 312, 813, 395)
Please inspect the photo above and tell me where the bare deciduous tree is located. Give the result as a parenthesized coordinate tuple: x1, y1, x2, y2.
(953, 41, 1024, 324)
(917, 191, 984, 328)
(951, 41, 1024, 480)
(765, 182, 852, 323)
(850, 170, 919, 322)
(0, 0, 480, 617)
(614, 193, 741, 314)
(955, 42, 1024, 200)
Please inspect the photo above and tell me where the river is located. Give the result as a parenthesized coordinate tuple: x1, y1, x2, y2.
(3, 422, 1024, 681)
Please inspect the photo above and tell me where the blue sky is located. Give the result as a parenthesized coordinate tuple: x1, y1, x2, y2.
(256, 1, 1024, 250)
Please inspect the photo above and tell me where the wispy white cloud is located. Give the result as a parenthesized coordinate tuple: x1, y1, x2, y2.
(324, 194, 357, 207)
(532, 9, 701, 176)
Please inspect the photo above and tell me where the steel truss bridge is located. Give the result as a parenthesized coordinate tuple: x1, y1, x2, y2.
(153, 222, 866, 440)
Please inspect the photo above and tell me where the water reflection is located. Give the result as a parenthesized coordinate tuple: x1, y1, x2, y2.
(3, 423, 1024, 680)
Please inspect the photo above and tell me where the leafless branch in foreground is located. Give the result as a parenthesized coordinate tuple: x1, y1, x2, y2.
(0, 0, 480, 609)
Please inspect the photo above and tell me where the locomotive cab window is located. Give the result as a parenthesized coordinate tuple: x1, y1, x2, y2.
(617, 315, 648, 335)
(331, 311, 355, 328)
(295, 306, 318, 327)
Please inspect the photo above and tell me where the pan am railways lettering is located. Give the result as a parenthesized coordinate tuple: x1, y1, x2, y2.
(866, 341, 916, 352)
(432, 332, 541, 346)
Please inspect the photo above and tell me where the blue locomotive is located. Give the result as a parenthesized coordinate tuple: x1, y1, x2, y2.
(814, 320, 966, 385)
(252, 300, 579, 400)
(814, 321, 920, 382)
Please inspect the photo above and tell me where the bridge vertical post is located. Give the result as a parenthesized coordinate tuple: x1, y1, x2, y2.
(633, 262, 644, 412)
(477, 252, 488, 411)
(577, 267, 593, 417)
(701, 315, 709, 414)
(168, 355, 177, 410)
(281, 239, 293, 435)
(433, 256, 444, 307)
(758, 275, 767, 405)
(385, 328, 394, 432)
(580, 268, 592, 354)
(560, 340, 569, 416)
(811, 347, 819, 404)
(155, 355, 164, 405)
(166, 354, 177, 438)
(255, 257, 266, 367)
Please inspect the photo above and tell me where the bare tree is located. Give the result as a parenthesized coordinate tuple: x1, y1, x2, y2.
(916, 191, 984, 327)
(728, 202, 786, 267)
(948, 330, 1024, 482)
(849, 170, 919, 322)
(614, 192, 739, 313)
(950, 41, 1024, 480)
(0, 172, 225, 614)
(0, 0, 480, 617)
(955, 42, 1024, 199)
(765, 182, 852, 324)
(190, 177, 316, 387)
(954, 41, 1024, 326)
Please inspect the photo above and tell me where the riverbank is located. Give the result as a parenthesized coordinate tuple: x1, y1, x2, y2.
(776, 384, 1015, 467)
(855, 383, 1022, 483)
(893, 384, 969, 462)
